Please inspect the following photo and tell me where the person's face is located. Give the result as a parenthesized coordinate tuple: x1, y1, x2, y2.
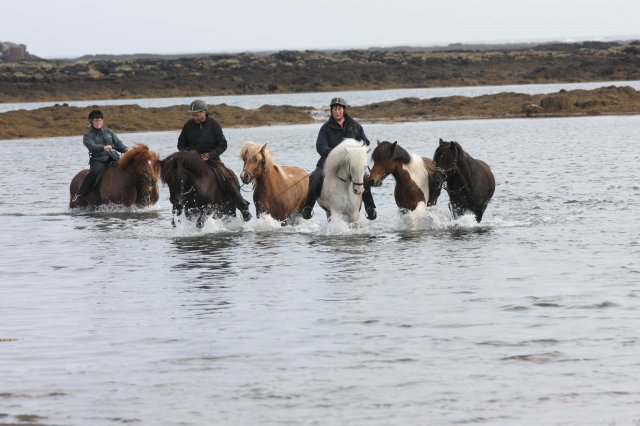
(331, 105, 344, 121)
(91, 118, 104, 129)
(191, 111, 207, 123)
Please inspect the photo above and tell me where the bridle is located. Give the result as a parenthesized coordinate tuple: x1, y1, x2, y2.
(336, 174, 364, 192)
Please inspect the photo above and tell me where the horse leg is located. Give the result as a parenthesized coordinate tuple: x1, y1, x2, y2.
(172, 205, 183, 227)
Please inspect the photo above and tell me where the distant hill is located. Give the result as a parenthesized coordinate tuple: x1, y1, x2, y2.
(1, 40, 639, 103)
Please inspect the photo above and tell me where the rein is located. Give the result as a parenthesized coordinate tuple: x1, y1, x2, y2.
(242, 170, 312, 204)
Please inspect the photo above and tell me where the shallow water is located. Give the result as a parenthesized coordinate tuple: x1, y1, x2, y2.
(1, 115, 639, 425)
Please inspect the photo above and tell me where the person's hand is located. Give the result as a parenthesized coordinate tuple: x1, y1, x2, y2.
(104, 145, 113, 152)
(200, 152, 209, 161)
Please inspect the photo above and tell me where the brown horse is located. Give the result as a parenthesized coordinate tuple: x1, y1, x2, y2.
(433, 138, 495, 222)
(369, 140, 444, 212)
(239, 141, 309, 222)
(69, 143, 160, 209)
(160, 150, 235, 227)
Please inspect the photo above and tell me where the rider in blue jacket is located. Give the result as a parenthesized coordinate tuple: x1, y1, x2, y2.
(301, 97, 377, 220)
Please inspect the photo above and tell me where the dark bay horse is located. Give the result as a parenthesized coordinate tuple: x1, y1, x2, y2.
(160, 150, 235, 227)
(69, 143, 160, 209)
(433, 138, 495, 222)
(239, 141, 309, 222)
(369, 140, 444, 212)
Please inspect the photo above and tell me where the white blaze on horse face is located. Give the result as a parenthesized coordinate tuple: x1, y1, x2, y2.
(404, 154, 430, 202)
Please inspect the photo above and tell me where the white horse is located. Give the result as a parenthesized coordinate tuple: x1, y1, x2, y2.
(317, 138, 370, 223)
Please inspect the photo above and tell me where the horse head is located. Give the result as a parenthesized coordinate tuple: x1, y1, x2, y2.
(239, 141, 272, 184)
(369, 140, 411, 187)
(328, 139, 369, 195)
(119, 143, 161, 206)
(161, 151, 202, 211)
(434, 138, 464, 177)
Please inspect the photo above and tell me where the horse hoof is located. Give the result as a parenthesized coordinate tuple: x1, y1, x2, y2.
(301, 206, 313, 219)
(241, 210, 252, 222)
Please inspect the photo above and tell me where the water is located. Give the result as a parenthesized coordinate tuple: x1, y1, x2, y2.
(1, 115, 640, 425)
(2, 80, 640, 113)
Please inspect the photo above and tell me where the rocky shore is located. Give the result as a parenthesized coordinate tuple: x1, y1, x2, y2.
(1, 41, 640, 139)
(1, 86, 639, 140)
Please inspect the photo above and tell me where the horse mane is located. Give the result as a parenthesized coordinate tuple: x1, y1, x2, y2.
(117, 143, 158, 170)
(324, 138, 368, 179)
(240, 141, 288, 181)
(371, 140, 411, 164)
(160, 150, 211, 184)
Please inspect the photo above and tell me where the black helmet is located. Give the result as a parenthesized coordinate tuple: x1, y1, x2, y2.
(88, 109, 103, 121)
(187, 99, 208, 113)
(330, 97, 348, 109)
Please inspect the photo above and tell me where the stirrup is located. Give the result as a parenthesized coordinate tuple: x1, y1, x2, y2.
(301, 206, 313, 219)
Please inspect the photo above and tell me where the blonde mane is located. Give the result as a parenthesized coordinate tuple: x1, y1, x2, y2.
(240, 141, 288, 180)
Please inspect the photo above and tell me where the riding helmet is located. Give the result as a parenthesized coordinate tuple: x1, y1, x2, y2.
(187, 99, 208, 113)
(330, 97, 348, 109)
(88, 109, 104, 121)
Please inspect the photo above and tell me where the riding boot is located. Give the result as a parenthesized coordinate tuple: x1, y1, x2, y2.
(362, 175, 377, 220)
(301, 167, 323, 219)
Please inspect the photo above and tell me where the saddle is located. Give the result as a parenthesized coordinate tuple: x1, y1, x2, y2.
(205, 159, 228, 191)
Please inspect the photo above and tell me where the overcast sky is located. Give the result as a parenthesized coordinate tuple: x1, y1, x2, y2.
(4, 0, 639, 58)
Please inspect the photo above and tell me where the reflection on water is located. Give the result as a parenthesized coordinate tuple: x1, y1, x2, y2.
(172, 234, 237, 281)
(1, 115, 640, 425)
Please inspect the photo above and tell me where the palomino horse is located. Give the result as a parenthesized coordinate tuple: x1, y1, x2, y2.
(369, 140, 444, 212)
(160, 150, 235, 227)
(69, 143, 160, 209)
(239, 141, 309, 222)
(317, 138, 370, 223)
(433, 138, 495, 222)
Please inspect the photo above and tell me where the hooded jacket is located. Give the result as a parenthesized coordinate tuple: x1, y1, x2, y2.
(315, 113, 369, 167)
(83, 126, 128, 162)
(177, 115, 227, 159)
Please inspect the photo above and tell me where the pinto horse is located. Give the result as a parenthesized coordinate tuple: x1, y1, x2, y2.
(317, 138, 370, 223)
(239, 141, 309, 222)
(69, 143, 160, 209)
(433, 138, 495, 222)
(369, 140, 444, 212)
(160, 150, 235, 227)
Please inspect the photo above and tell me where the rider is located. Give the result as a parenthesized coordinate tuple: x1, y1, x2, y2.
(72, 109, 129, 202)
(301, 97, 377, 220)
(177, 99, 252, 222)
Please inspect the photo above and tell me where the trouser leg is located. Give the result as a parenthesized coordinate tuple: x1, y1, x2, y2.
(302, 167, 323, 218)
(362, 172, 377, 220)
(76, 160, 106, 196)
(225, 168, 250, 211)
(208, 160, 251, 221)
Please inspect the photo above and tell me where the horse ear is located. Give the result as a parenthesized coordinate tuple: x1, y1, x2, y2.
(392, 141, 397, 147)
(260, 143, 267, 153)
(377, 140, 381, 146)
(439, 138, 445, 146)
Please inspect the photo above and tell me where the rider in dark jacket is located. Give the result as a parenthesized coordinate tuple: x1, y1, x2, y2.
(72, 110, 129, 202)
(301, 97, 377, 220)
(178, 99, 252, 221)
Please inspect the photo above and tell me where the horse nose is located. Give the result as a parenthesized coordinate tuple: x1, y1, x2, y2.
(240, 170, 251, 184)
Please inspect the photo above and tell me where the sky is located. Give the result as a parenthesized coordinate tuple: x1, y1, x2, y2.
(3, 0, 640, 59)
